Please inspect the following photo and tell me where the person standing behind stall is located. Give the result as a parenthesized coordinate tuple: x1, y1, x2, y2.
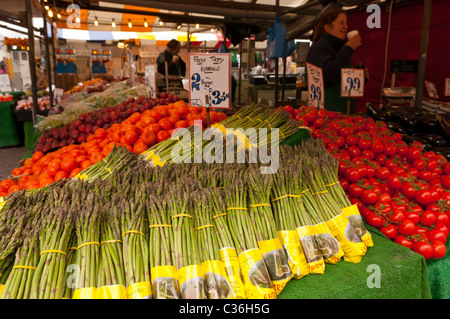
(157, 39, 186, 77)
(306, 8, 367, 114)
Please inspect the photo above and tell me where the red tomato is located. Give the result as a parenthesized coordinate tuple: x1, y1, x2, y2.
(133, 141, 148, 155)
(123, 131, 138, 145)
(147, 123, 161, 135)
(156, 130, 171, 143)
(61, 158, 78, 173)
(381, 224, 398, 239)
(158, 118, 173, 131)
(398, 220, 416, 236)
(395, 235, 413, 249)
(361, 190, 379, 205)
(54, 171, 68, 181)
(140, 131, 157, 147)
(432, 240, 447, 259)
(413, 241, 434, 260)
(366, 211, 385, 228)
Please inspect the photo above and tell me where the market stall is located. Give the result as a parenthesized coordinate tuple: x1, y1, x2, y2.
(0, 0, 449, 303)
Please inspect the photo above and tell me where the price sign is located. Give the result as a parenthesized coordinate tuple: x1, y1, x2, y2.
(425, 80, 439, 100)
(53, 88, 64, 100)
(306, 62, 324, 109)
(341, 68, 364, 97)
(444, 79, 450, 97)
(0, 74, 12, 92)
(145, 65, 156, 98)
(189, 53, 231, 109)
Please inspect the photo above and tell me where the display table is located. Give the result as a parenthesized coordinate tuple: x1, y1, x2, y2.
(426, 239, 450, 299)
(278, 225, 431, 299)
(0, 101, 21, 148)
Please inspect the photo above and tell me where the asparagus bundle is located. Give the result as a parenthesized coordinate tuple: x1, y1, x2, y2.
(0, 223, 40, 299)
(147, 188, 180, 299)
(71, 145, 139, 183)
(61, 234, 77, 299)
(301, 154, 367, 263)
(210, 187, 246, 299)
(193, 188, 233, 299)
(96, 201, 127, 299)
(224, 171, 276, 299)
(120, 196, 151, 299)
(30, 190, 75, 299)
(247, 167, 293, 294)
(270, 154, 313, 277)
(72, 190, 101, 299)
(168, 183, 206, 299)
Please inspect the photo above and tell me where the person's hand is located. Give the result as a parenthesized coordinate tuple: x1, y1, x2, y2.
(345, 35, 362, 50)
(172, 55, 180, 64)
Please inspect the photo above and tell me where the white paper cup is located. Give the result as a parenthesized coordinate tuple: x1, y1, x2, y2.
(347, 30, 359, 40)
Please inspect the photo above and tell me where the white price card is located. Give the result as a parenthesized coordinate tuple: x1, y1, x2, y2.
(425, 80, 439, 100)
(54, 88, 64, 100)
(341, 68, 364, 97)
(306, 62, 324, 109)
(145, 65, 156, 98)
(445, 78, 450, 97)
(0, 74, 12, 92)
(189, 53, 231, 109)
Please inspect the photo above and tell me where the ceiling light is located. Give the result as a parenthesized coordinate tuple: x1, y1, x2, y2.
(57, 13, 61, 19)
(159, 20, 163, 26)
(211, 28, 215, 32)
(75, 16, 80, 23)
(44, 5, 49, 10)
(112, 19, 116, 28)
(48, 10, 53, 18)
(144, 19, 148, 27)
(128, 19, 132, 28)
(177, 24, 182, 30)
(94, 17, 98, 26)
(195, 23, 199, 29)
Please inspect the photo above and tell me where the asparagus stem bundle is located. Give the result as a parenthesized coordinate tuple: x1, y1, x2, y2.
(30, 190, 75, 299)
(73, 191, 101, 297)
(1, 224, 40, 299)
(167, 183, 206, 299)
(147, 188, 180, 300)
(62, 234, 77, 299)
(97, 202, 126, 289)
(120, 197, 151, 298)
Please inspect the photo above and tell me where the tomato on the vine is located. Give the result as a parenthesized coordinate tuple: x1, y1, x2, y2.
(398, 219, 416, 236)
(395, 235, 413, 249)
(381, 224, 398, 239)
(432, 240, 447, 259)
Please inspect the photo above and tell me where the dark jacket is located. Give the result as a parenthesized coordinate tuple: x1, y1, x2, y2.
(306, 33, 355, 114)
(156, 49, 186, 77)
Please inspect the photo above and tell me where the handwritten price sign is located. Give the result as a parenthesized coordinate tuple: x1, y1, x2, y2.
(189, 54, 231, 109)
(53, 88, 64, 100)
(445, 79, 450, 97)
(145, 65, 156, 98)
(0, 74, 11, 92)
(425, 80, 439, 100)
(341, 68, 364, 97)
(306, 63, 324, 109)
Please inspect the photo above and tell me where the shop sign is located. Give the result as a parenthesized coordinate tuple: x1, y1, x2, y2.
(306, 62, 324, 109)
(425, 80, 439, 100)
(145, 65, 156, 98)
(0, 74, 12, 92)
(340, 68, 364, 97)
(189, 53, 231, 109)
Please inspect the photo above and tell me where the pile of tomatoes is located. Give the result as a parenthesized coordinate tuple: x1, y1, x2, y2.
(281, 104, 450, 260)
(0, 98, 227, 198)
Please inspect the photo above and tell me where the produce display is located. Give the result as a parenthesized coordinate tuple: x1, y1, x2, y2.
(0, 98, 227, 196)
(0, 136, 372, 299)
(16, 96, 51, 112)
(35, 81, 147, 132)
(280, 104, 450, 260)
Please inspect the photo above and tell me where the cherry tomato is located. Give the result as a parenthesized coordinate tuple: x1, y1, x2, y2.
(420, 210, 437, 226)
(361, 190, 379, 205)
(381, 224, 398, 239)
(432, 240, 447, 259)
(398, 219, 416, 236)
(390, 209, 406, 224)
(401, 182, 417, 199)
(405, 212, 421, 225)
(378, 193, 392, 204)
(366, 211, 385, 228)
(428, 229, 447, 244)
(436, 212, 450, 226)
(414, 189, 433, 205)
(348, 183, 364, 198)
(387, 174, 403, 190)
(413, 241, 434, 260)
(395, 235, 413, 249)
(344, 168, 361, 183)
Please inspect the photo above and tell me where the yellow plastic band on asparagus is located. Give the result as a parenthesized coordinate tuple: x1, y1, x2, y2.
(279, 129, 286, 139)
(218, 186, 225, 189)
(100, 239, 123, 245)
(227, 207, 248, 211)
(302, 189, 309, 193)
(212, 213, 227, 219)
(249, 203, 271, 208)
(325, 181, 340, 187)
(194, 224, 215, 231)
(104, 167, 113, 174)
(40, 249, 67, 256)
(121, 230, 145, 237)
(76, 242, 101, 250)
(12, 265, 36, 271)
(272, 194, 302, 202)
(311, 190, 329, 196)
(265, 120, 272, 129)
(171, 214, 193, 220)
(68, 247, 77, 250)
(149, 224, 173, 229)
